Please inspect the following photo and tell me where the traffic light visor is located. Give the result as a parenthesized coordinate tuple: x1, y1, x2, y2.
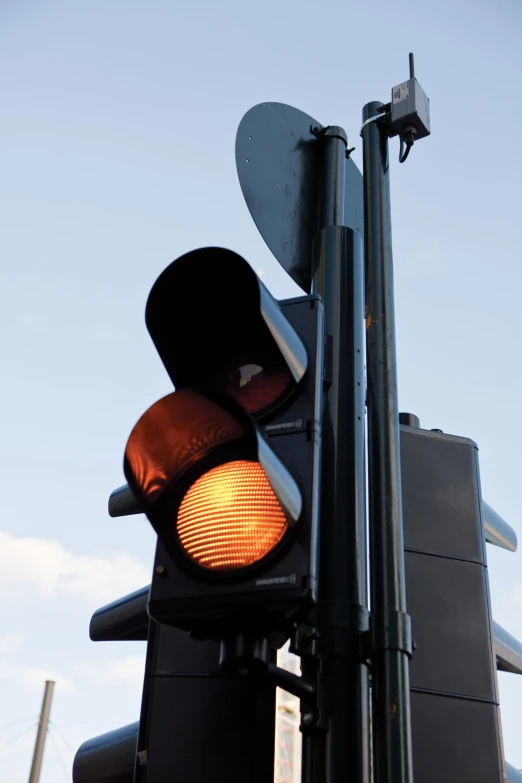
(145, 248, 307, 418)
(177, 460, 288, 571)
(124, 390, 248, 505)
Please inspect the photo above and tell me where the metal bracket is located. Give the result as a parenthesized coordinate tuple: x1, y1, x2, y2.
(288, 625, 330, 734)
(323, 334, 333, 390)
(266, 663, 315, 703)
(319, 600, 370, 660)
(370, 610, 413, 658)
(311, 124, 348, 147)
(360, 111, 391, 137)
(299, 655, 328, 735)
(291, 624, 320, 657)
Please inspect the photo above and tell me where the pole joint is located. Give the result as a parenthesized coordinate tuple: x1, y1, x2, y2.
(370, 610, 413, 658)
(291, 623, 320, 658)
(265, 663, 316, 703)
(319, 600, 370, 660)
(299, 656, 329, 736)
(310, 124, 348, 147)
(360, 109, 391, 138)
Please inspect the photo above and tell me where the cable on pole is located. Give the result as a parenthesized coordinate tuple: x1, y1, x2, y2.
(0, 715, 38, 735)
(48, 725, 72, 781)
(0, 722, 38, 754)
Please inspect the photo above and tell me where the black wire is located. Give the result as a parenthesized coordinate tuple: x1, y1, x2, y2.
(48, 726, 71, 781)
(0, 722, 37, 753)
(49, 719, 75, 752)
(0, 715, 38, 734)
(399, 137, 413, 163)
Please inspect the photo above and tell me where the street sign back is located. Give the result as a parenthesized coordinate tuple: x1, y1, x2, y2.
(236, 102, 363, 292)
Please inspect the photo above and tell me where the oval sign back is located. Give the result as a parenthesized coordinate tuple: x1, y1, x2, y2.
(236, 102, 363, 293)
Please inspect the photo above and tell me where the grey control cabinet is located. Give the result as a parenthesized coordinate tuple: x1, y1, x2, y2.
(400, 425, 504, 783)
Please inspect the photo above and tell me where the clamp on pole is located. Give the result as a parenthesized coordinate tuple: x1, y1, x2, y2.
(360, 112, 390, 136)
(370, 610, 413, 658)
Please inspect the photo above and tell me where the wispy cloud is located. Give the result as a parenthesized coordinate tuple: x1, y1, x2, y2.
(0, 531, 150, 604)
(0, 633, 24, 655)
(0, 656, 76, 694)
(19, 667, 76, 694)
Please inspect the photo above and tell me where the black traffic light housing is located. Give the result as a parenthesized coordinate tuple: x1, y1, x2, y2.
(74, 248, 325, 780)
(74, 585, 278, 783)
(116, 248, 324, 644)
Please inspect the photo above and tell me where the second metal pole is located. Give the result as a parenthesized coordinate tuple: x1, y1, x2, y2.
(28, 679, 55, 783)
(362, 101, 413, 783)
(311, 126, 370, 783)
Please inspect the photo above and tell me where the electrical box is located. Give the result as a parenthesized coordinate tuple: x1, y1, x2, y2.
(390, 78, 430, 140)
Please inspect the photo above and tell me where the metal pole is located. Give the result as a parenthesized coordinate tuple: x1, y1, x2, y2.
(362, 101, 413, 783)
(28, 680, 55, 783)
(309, 125, 370, 783)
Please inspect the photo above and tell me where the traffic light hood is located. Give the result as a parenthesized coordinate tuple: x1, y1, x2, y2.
(145, 247, 307, 417)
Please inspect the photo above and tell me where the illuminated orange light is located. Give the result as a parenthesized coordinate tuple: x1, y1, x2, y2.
(177, 460, 288, 571)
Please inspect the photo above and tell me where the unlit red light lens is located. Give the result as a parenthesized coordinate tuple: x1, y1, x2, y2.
(221, 364, 292, 416)
(177, 460, 288, 571)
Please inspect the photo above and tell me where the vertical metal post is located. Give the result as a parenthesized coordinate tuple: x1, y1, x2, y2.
(309, 126, 370, 783)
(28, 680, 55, 783)
(409, 52, 415, 79)
(362, 101, 413, 783)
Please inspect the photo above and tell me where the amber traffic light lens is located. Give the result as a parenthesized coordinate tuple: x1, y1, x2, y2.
(177, 460, 288, 571)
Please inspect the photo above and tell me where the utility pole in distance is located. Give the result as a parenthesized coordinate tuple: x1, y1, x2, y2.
(28, 679, 55, 783)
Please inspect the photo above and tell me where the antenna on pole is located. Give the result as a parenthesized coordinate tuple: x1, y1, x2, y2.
(28, 680, 55, 783)
(409, 52, 415, 78)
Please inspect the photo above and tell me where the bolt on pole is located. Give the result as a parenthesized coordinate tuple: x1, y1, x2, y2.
(362, 101, 414, 783)
(28, 679, 55, 783)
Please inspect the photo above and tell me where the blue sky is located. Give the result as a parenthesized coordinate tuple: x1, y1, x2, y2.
(1, 0, 521, 778)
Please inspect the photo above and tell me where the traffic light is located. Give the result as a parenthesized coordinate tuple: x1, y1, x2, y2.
(74, 246, 323, 782)
(73, 587, 148, 782)
(74, 722, 139, 783)
(74, 580, 278, 783)
(117, 246, 324, 645)
(131, 615, 276, 783)
(399, 415, 522, 783)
